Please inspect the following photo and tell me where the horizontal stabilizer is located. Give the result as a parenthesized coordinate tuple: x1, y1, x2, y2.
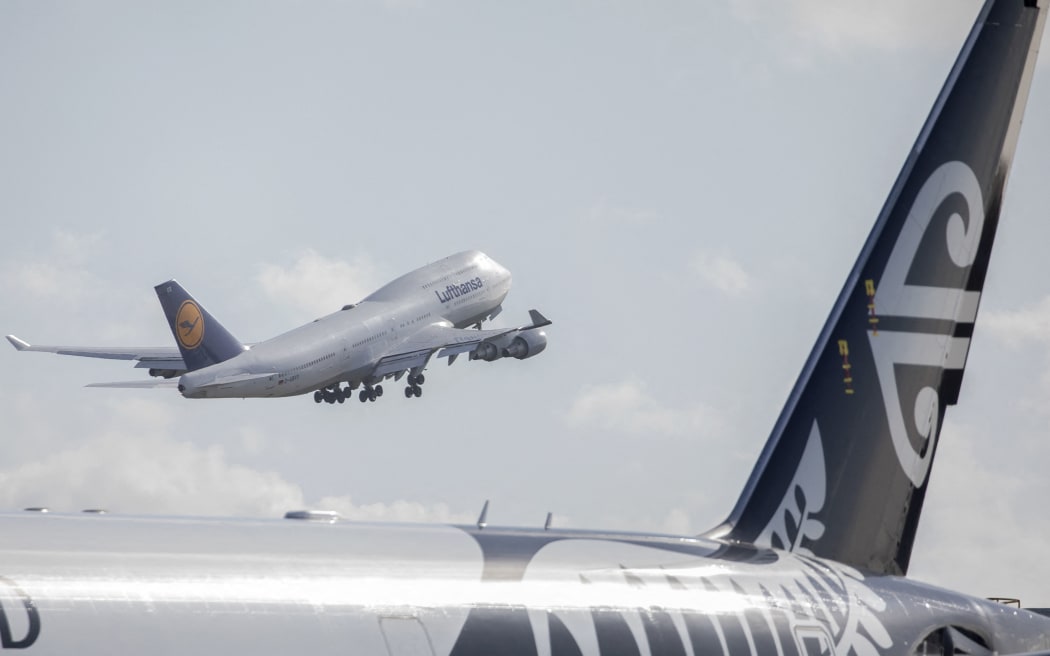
(86, 380, 181, 389)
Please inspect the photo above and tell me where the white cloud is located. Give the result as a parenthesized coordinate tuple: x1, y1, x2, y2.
(982, 296, 1050, 347)
(690, 250, 752, 296)
(908, 417, 1050, 604)
(257, 250, 383, 320)
(566, 379, 722, 439)
(0, 229, 106, 304)
(314, 496, 475, 524)
(0, 398, 466, 523)
(730, 0, 978, 54)
(660, 508, 694, 535)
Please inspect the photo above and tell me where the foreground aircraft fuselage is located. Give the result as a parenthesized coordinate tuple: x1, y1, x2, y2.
(1, 513, 1047, 655)
(3, 0, 1049, 654)
(7, 250, 552, 404)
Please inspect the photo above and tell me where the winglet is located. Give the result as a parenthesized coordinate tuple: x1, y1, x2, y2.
(6, 335, 30, 351)
(528, 310, 552, 328)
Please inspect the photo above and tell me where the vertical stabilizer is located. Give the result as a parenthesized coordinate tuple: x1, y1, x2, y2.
(707, 0, 1047, 575)
(155, 280, 244, 372)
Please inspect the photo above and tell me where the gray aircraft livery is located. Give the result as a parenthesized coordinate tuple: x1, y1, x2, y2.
(7, 250, 551, 403)
(0, 0, 1048, 654)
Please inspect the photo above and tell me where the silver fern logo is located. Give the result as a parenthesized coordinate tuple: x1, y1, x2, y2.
(753, 422, 892, 655)
(757, 421, 826, 556)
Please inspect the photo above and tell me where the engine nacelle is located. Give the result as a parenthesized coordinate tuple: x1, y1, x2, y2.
(503, 329, 547, 360)
(473, 342, 502, 362)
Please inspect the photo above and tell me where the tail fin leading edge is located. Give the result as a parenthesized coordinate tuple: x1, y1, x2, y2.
(155, 280, 244, 372)
(707, 0, 1047, 575)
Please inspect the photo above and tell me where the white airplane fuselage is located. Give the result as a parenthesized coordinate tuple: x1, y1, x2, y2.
(177, 251, 512, 399)
(2, 512, 1047, 656)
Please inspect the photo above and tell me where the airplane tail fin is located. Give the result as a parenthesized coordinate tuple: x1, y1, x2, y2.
(705, 0, 1047, 576)
(154, 280, 244, 372)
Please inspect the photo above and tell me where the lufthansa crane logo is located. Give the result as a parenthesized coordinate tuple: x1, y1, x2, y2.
(175, 300, 204, 350)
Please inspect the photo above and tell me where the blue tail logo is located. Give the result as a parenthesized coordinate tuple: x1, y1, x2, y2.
(175, 301, 204, 350)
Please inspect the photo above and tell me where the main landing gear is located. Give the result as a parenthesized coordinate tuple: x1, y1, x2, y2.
(313, 374, 424, 405)
(313, 385, 357, 404)
(404, 373, 425, 399)
(358, 384, 383, 403)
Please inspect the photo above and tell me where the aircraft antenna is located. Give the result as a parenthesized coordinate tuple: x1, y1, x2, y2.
(476, 500, 489, 530)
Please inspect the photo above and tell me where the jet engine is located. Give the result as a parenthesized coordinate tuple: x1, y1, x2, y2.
(503, 329, 547, 360)
(473, 341, 502, 362)
(473, 329, 548, 362)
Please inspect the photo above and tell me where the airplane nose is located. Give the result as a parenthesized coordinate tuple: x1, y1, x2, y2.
(487, 257, 511, 283)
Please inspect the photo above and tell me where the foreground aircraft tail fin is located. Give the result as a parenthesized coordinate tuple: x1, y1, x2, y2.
(706, 0, 1047, 576)
(154, 280, 244, 372)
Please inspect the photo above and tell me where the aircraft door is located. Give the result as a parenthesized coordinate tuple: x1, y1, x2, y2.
(379, 616, 435, 656)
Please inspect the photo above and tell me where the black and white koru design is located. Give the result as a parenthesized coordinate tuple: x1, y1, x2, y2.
(869, 160, 984, 487)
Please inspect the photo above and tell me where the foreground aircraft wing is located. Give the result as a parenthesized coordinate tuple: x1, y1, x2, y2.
(6, 335, 186, 372)
(370, 310, 551, 378)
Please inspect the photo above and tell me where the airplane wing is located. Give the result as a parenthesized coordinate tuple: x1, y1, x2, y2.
(6, 335, 186, 372)
(370, 310, 551, 378)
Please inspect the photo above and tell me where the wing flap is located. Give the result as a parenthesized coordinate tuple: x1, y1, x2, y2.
(373, 350, 433, 378)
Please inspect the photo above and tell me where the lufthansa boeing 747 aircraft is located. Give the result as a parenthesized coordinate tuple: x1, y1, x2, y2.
(0, 0, 1047, 654)
(6, 250, 551, 404)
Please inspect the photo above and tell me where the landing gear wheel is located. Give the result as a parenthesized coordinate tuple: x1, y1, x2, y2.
(413, 385, 422, 398)
(368, 390, 377, 402)
(415, 374, 425, 385)
(314, 391, 322, 403)
(375, 385, 384, 397)
(359, 390, 369, 403)
(404, 386, 413, 398)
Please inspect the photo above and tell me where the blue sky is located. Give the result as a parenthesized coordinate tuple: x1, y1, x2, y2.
(4, 0, 1050, 604)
